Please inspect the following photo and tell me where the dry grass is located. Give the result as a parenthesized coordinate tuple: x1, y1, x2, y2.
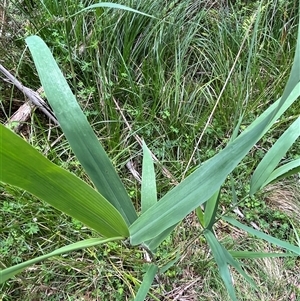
(264, 178, 300, 218)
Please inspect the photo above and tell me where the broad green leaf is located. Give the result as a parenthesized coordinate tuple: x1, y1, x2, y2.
(75, 2, 155, 19)
(229, 251, 298, 259)
(133, 264, 158, 301)
(26, 36, 137, 226)
(0, 237, 123, 283)
(223, 217, 300, 255)
(250, 117, 300, 195)
(261, 158, 300, 188)
(204, 189, 220, 229)
(141, 142, 157, 214)
(0, 124, 129, 238)
(204, 230, 237, 301)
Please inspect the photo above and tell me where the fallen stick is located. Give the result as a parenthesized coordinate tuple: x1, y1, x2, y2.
(0, 64, 58, 130)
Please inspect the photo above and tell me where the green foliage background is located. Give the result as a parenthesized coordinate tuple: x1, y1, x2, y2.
(0, 0, 299, 300)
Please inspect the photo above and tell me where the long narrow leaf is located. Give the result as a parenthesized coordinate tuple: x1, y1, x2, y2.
(159, 252, 181, 273)
(0, 124, 129, 238)
(223, 217, 300, 255)
(133, 264, 158, 301)
(141, 142, 157, 214)
(0, 237, 123, 283)
(205, 230, 258, 300)
(262, 158, 300, 188)
(250, 117, 300, 195)
(25, 36, 137, 225)
(222, 247, 257, 289)
(229, 251, 298, 259)
(204, 230, 237, 301)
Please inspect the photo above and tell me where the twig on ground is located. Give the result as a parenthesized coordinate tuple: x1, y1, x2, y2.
(166, 277, 201, 301)
(0, 64, 58, 127)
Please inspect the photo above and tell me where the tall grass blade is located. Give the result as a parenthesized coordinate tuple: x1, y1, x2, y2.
(25, 36, 137, 225)
(221, 244, 257, 289)
(0, 237, 123, 283)
(250, 117, 300, 194)
(223, 217, 300, 255)
(0, 124, 129, 238)
(141, 142, 157, 214)
(133, 264, 158, 301)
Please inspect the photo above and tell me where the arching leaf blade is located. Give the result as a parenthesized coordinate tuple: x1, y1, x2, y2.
(223, 217, 300, 255)
(262, 159, 300, 187)
(250, 117, 300, 195)
(229, 251, 298, 259)
(75, 2, 155, 19)
(0, 237, 123, 283)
